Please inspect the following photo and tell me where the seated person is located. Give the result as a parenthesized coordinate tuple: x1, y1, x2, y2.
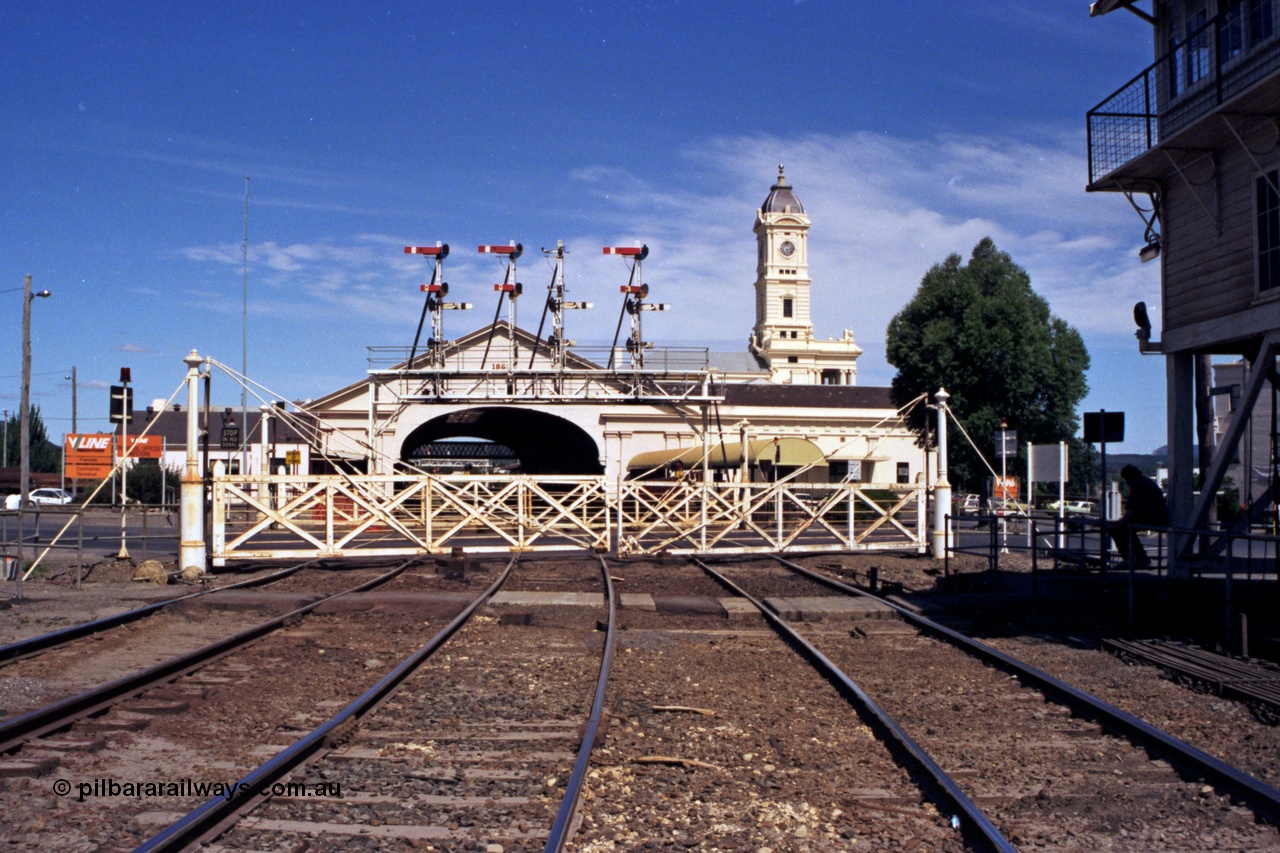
(1109, 464, 1168, 567)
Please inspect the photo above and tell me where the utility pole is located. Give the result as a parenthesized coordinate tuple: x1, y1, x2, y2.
(67, 366, 77, 495)
(20, 277, 33, 507)
(19, 276, 50, 600)
(20, 276, 50, 507)
(242, 176, 250, 478)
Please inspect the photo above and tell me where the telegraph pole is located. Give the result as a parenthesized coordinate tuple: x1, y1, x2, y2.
(67, 366, 77, 495)
(20, 276, 41, 507)
(69, 366, 77, 434)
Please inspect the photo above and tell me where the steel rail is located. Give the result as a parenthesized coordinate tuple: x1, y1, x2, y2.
(543, 554, 618, 853)
(0, 562, 316, 666)
(132, 554, 519, 853)
(692, 557, 1015, 853)
(0, 558, 420, 754)
(771, 554, 1280, 827)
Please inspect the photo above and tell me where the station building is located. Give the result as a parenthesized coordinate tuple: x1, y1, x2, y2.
(295, 168, 924, 489)
(134, 170, 924, 490)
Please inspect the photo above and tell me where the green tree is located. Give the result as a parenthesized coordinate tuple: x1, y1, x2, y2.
(886, 238, 1091, 492)
(3, 406, 61, 473)
(123, 460, 183, 505)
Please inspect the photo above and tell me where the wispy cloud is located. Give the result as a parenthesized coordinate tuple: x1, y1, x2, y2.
(172, 129, 1159, 361)
(76, 122, 354, 191)
(566, 130, 1159, 347)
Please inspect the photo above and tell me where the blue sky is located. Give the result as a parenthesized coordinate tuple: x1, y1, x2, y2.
(1, 1, 1168, 452)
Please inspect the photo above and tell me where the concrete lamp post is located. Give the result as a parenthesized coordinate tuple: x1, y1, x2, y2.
(180, 350, 208, 576)
(932, 387, 951, 559)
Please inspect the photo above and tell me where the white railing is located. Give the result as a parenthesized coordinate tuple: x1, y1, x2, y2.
(209, 473, 926, 563)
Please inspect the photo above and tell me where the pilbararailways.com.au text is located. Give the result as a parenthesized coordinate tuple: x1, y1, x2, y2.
(54, 777, 341, 801)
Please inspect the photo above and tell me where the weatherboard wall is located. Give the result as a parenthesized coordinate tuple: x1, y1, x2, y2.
(1161, 142, 1261, 348)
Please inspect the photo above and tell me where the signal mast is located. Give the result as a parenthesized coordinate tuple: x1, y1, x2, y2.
(404, 242, 472, 368)
(605, 244, 667, 370)
(532, 240, 593, 371)
(479, 242, 522, 370)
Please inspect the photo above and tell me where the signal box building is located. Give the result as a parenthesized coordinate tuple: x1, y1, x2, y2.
(1088, 0, 1280, 532)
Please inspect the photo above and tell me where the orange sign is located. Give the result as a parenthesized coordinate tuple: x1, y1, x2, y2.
(994, 476, 1020, 499)
(117, 434, 164, 459)
(65, 434, 114, 479)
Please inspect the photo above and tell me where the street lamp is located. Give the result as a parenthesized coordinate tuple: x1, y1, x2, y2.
(19, 275, 50, 507)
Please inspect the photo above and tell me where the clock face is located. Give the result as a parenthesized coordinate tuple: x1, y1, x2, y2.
(779, 240, 795, 258)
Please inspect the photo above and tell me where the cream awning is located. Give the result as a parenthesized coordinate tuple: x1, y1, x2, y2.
(626, 437, 828, 472)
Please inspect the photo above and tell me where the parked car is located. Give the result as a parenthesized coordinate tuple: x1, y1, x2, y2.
(987, 497, 1028, 517)
(952, 494, 981, 516)
(28, 488, 74, 506)
(1044, 499, 1096, 516)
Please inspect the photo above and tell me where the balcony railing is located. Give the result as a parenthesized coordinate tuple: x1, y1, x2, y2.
(1088, 0, 1280, 186)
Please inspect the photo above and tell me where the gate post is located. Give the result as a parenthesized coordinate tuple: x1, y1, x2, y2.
(179, 350, 207, 574)
(932, 388, 952, 559)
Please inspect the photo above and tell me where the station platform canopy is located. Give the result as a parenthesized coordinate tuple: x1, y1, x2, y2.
(626, 437, 828, 474)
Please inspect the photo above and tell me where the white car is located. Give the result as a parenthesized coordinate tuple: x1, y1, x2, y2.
(1045, 499, 1096, 516)
(28, 488, 74, 506)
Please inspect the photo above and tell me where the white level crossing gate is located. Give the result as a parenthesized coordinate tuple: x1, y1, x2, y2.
(210, 473, 926, 564)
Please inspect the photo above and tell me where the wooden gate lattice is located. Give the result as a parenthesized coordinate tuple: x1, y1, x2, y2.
(613, 481, 924, 555)
(210, 474, 925, 564)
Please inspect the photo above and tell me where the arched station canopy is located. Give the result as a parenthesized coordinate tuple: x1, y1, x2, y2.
(400, 407, 603, 475)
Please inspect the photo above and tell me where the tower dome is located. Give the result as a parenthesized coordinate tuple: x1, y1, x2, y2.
(761, 164, 805, 214)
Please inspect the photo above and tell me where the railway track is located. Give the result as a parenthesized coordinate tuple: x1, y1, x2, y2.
(690, 556, 1280, 850)
(1104, 637, 1280, 725)
(0, 561, 418, 722)
(5, 550, 1278, 849)
(136, 554, 617, 852)
(0, 556, 499, 850)
(0, 561, 308, 667)
(569, 555, 966, 850)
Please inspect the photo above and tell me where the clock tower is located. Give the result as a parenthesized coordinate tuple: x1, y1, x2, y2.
(748, 166, 861, 384)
